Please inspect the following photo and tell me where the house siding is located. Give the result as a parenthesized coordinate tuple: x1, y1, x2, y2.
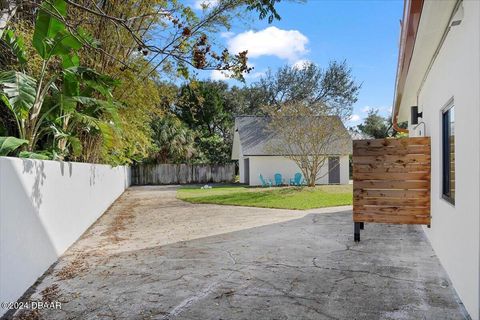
(408, 1, 480, 318)
(241, 155, 349, 186)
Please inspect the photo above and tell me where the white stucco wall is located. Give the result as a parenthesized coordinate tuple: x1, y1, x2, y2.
(242, 155, 349, 186)
(407, 2, 480, 318)
(339, 155, 350, 185)
(238, 143, 246, 184)
(0, 157, 131, 316)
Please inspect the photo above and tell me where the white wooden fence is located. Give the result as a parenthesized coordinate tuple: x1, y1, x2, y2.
(132, 163, 236, 185)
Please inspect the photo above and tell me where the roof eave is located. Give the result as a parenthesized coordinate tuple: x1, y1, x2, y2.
(392, 0, 424, 131)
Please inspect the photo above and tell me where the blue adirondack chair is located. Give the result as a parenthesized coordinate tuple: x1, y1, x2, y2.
(290, 172, 305, 186)
(274, 173, 284, 186)
(259, 174, 272, 187)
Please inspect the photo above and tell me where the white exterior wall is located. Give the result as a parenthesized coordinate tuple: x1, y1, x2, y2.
(0, 157, 131, 316)
(339, 155, 350, 185)
(239, 156, 245, 183)
(408, 2, 480, 318)
(238, 143, 246, 184)
(244, 155, 349, 186)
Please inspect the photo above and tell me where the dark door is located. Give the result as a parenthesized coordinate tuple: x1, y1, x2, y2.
(244, 158, 250, 184)
(328, 157, 340, 184)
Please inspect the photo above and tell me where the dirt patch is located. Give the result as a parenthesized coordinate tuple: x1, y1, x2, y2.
(14, 310, 41, 320)
(40, 285, 60, 303)
(55, 253, 89, 280)
(12, 285, 60, 320)
(100, 200, 136, 244)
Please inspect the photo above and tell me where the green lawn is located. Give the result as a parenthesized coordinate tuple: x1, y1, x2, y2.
(176, 184, 353, 210)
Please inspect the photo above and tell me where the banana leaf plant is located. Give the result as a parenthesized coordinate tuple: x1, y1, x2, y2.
(0, 0, 120, 160)
(46, 67, 120, 160)
(0, 136, 28, 156)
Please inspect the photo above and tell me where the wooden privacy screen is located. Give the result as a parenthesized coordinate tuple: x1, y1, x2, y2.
(353, 137, 431, 239)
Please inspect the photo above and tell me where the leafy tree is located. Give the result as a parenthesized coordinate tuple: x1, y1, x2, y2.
(61, 0, 282, 162)
(174, 81, 228, 134)
(256, 61, 360, 186)
(3, 0, 282, 81)
(224, 85, 267, 116)
(2, 0, 285, 165)
(264, 103, 351, 187)
(150, 113, 197, 164)
(355, 109, 409, 139)
(196, 134, 233, 164)
(356, 109, 389, 139)
(102, 60, 164, 164)
(65, 0, 281, 80)
(153, 80, 269, 164)
(255, 61, 361, 121)
(172, 80, 234, 163)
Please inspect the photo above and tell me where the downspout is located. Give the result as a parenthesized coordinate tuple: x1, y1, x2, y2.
(393, 113, 408, 133)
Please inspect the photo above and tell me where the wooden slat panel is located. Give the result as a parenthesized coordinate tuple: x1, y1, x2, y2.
(353, 137, 430, 148)
(353, 213, 430, 224)
(353, 172, 430, 180)
(354, 198, 430, 206)
(354, 189, 429, 199)
(353, 206, 429, 216)
(354, 180, 429, 189)
(353, 137, 431, 226)
(354, 145, 430, 156)
(353, 165, 430, 173)
(353, 154, 430, 165)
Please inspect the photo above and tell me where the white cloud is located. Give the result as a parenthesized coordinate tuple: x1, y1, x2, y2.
(227, 26, 309, 62)
(210, 69, 265, 81)
(210, 70, 229, 81)
(292, 59, 313, 70)
(220, 31, 234, 39)
(346, 114, 363, 127)
(362, 106, 374, 113)
(193, 0, 218, 9)
(350, 114, 361, 122)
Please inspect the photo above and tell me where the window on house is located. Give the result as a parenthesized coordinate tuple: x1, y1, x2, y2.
(442, 105, 455, 204)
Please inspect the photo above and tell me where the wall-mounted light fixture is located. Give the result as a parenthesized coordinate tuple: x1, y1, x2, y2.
(410, 106, 423, 125)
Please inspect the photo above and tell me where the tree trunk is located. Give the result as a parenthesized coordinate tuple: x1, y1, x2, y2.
(308, 172, 316, 187)
(0, 0, 17, 38)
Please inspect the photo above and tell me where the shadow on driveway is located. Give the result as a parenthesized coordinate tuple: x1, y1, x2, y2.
(10, 186, 468, 320)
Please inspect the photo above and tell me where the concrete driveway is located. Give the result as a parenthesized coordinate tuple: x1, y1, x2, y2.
(11, 186, 467, 320)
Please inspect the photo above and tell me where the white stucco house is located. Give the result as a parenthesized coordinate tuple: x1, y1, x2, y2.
(392, 0, 479, 318)
(231, 116, 352, 186)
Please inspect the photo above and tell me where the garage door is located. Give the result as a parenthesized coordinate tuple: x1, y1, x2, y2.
(328, 157, 340, 184)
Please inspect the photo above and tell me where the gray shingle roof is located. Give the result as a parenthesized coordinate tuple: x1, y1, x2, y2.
(235, 116, 352, 156)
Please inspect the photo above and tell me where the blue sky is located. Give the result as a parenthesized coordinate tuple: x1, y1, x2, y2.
(191, 0, 403, 127)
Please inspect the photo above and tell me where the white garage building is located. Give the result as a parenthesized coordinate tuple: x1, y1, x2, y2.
(231, 116, 352, 186)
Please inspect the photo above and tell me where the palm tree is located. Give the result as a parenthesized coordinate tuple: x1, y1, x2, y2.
(151, 114, 197, 163)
